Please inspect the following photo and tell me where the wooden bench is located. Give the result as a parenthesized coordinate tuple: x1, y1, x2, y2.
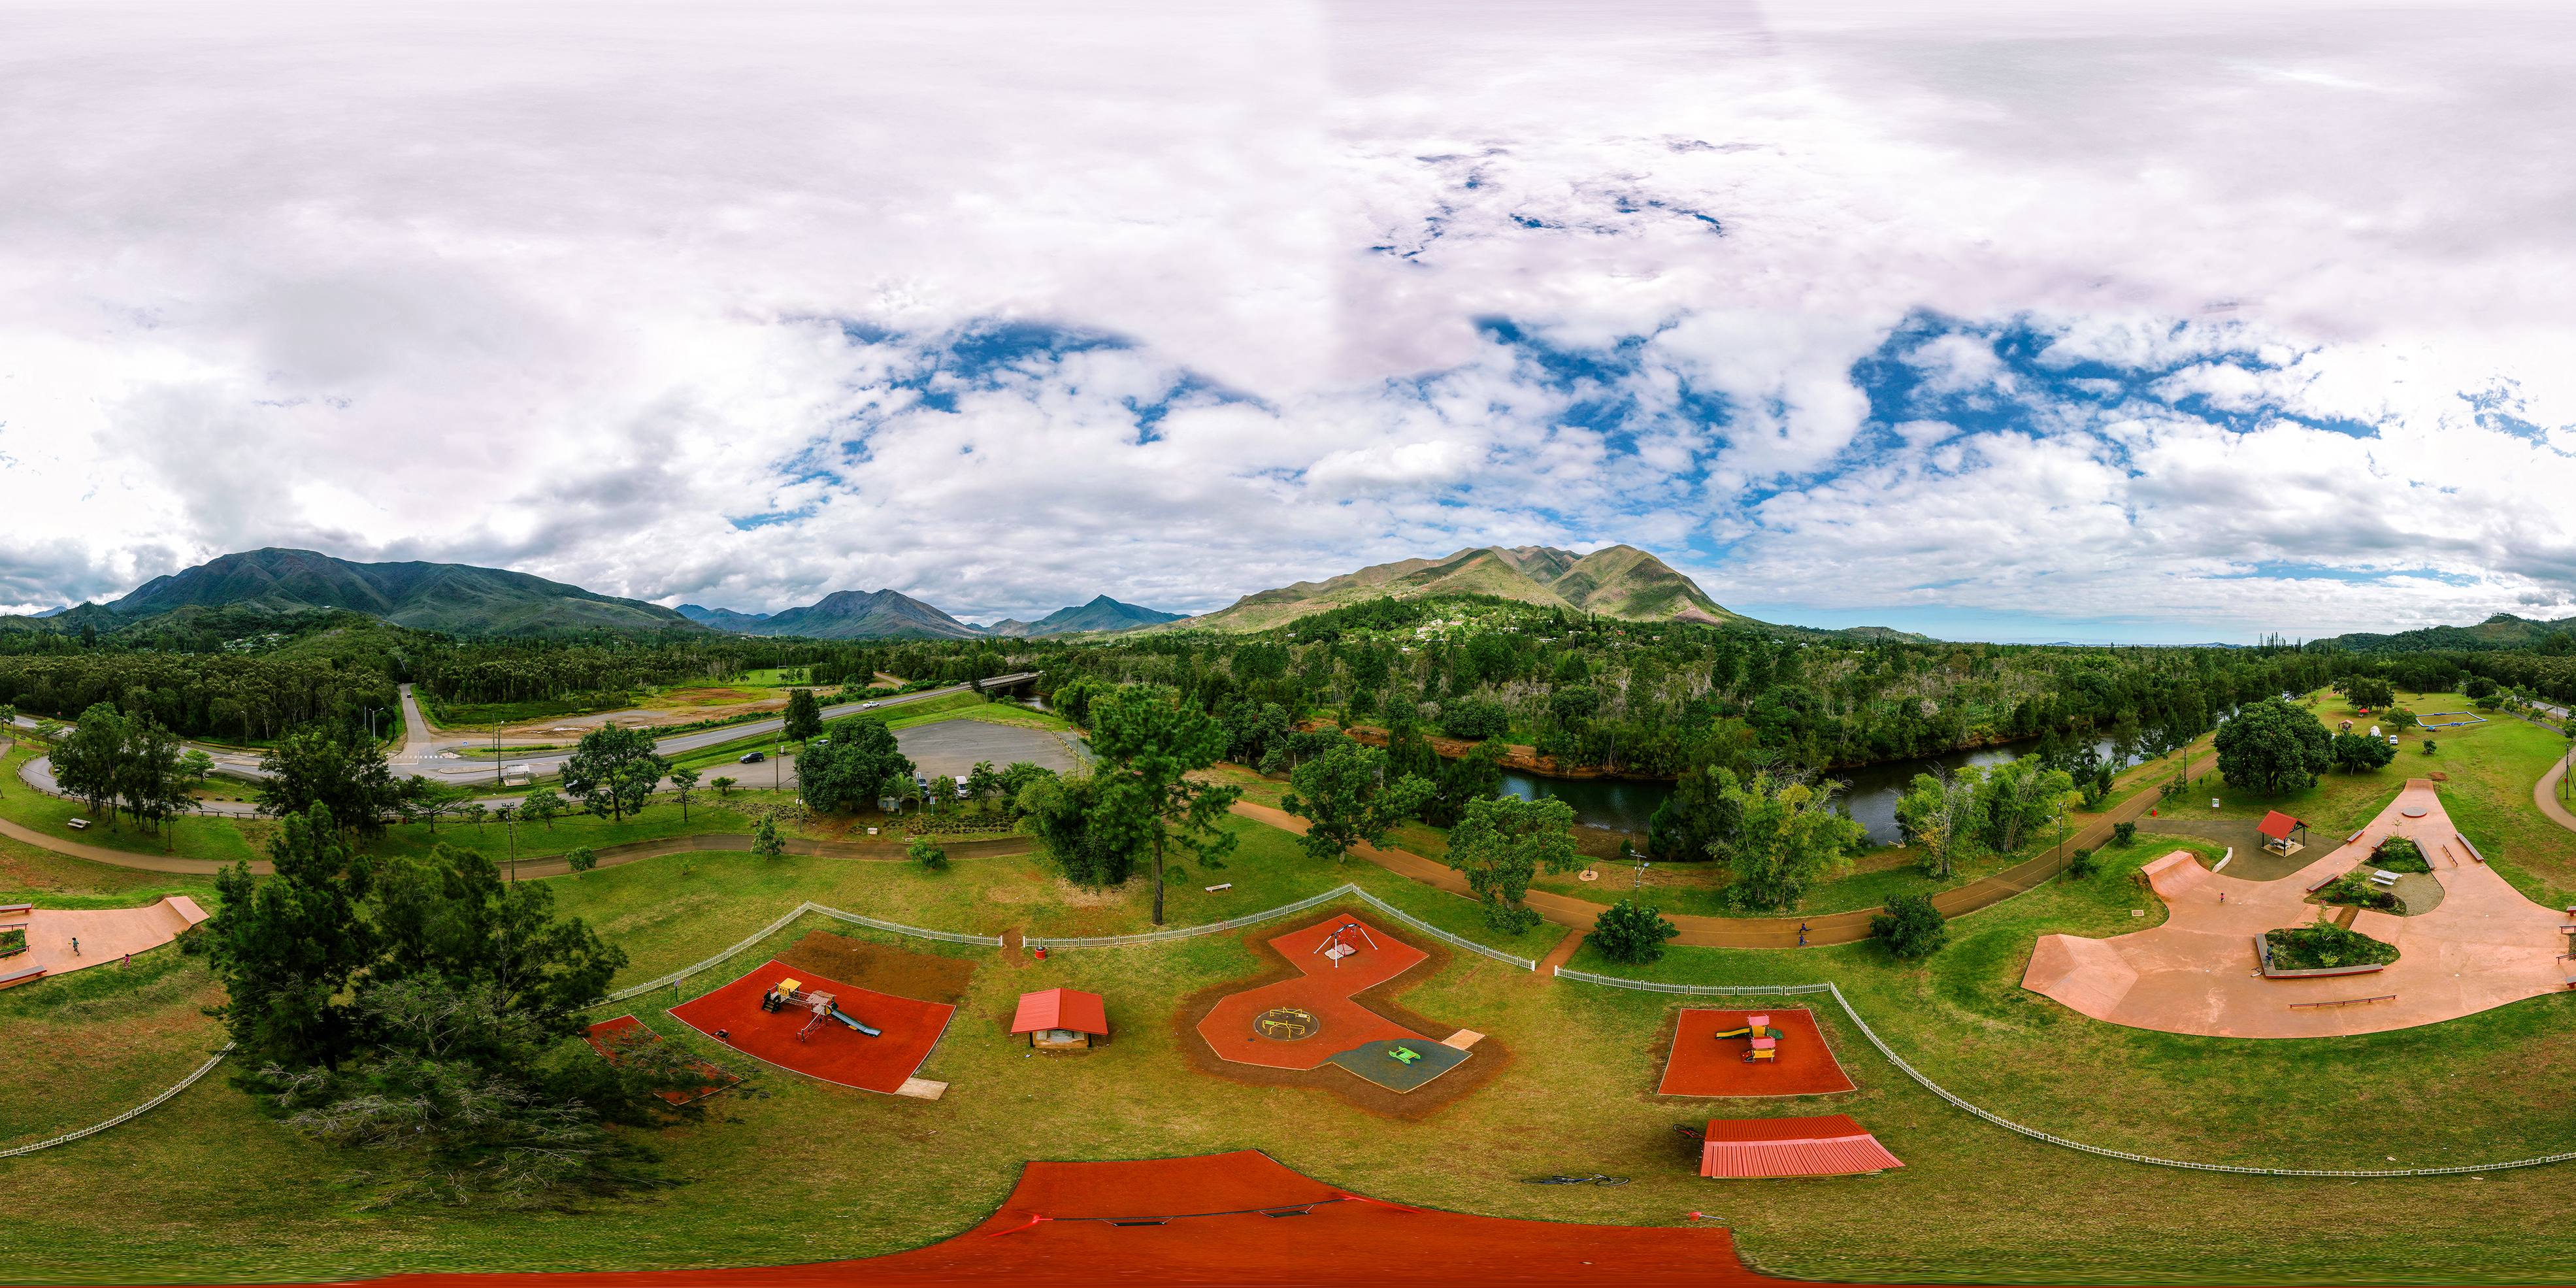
(0, 964, 46, 990)
(65, 819, 89, 831)
(2456, 834, 2488, 865)
(2304, 871, 2347, 893)
(0, 903, 30, 917)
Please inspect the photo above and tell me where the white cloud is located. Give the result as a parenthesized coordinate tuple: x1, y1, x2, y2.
(0, 0, 2570, 638)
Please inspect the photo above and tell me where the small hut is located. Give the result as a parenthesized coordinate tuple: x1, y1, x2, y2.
(1011, 987, 1109, 1049)
(2256, 810, 2307, 855)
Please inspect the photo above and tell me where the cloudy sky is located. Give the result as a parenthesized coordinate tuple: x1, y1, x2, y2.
(3, 0, 2571, 642)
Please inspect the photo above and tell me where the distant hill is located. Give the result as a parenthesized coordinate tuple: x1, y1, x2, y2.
(676, 604, 773, 630)
(982, 595, 1187, 638)
(100, 549, 704, 637)
(1176, 544, 1749, 633)
(731, 589, 986, 640)
(2315, 612, 2576, 653)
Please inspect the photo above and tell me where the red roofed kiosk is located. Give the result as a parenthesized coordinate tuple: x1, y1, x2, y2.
(1699, 1114, 1903, 1179)
(2256, 810, 2307, 855)
(1012, 987, 1109, 1049)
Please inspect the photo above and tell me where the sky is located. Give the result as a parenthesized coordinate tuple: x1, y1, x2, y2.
(2, 0, 2572, 644)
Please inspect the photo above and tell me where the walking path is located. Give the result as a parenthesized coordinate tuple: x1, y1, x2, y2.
(2023, 779, 2570, 1038)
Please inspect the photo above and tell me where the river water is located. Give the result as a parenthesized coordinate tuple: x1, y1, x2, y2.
(1500, 734, 2160, 846)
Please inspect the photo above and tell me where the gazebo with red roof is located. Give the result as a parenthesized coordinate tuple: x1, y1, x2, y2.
(1012, 987, 1110, 1049)
(1698, 1115, 1904, 1179)
(2256, 810, 2307, 853)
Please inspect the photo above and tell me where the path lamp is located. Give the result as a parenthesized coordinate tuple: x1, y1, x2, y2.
(361, 706, 389, 746)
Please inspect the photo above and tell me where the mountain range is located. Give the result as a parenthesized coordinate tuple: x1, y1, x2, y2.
(1173, 544, 1748, 633)
(34, 548, 704, 636)
(979, 596, 1190, 637)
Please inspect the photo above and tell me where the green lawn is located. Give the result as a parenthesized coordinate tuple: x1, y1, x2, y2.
(12, 695, 2576, 1285)
(0, 745, 264, 867)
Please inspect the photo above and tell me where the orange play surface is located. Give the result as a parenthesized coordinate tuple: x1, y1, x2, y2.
(274, 1151, 1808, 1287)
(1657, 1008, 1855, 1098)
(1195, 916, 1428, 1069)
(668, 960, 953, 1094)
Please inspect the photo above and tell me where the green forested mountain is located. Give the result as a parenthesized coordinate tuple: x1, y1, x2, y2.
(1176, 544, 1747, 633)
(980, 596, 1187, 637)
(2315, 612, 2576, 653)
(99, 548, 703, 637)
(734, 589, 985, 640)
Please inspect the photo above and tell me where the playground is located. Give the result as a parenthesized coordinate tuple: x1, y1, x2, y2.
(669, 959, 956, 1095)
(2023, 780, 2570, 1037)
(1656, 1008, 1857, 1098)
(0, 895, 208, 989)
(1196, 915, 1432, 1071)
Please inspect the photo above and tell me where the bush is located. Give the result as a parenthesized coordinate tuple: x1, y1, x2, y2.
(2111, 821, 2136, 846)
(907, 837, 948, 871)
(0, 927, 23, 958)
(1870, 894, 1947, 959)
(2370, 836, 2431, 873)
(1441, 698, 1511, 740)
(2264, 923, 2399, 970)
(2313, 874, 2401, 912)
(2422, 740, 2438, 755)
(751, 816, 785, 857)
(565, 846, 599, 873)
(1588, 899, 1679, 965)
(2066, 847, 2100, 878)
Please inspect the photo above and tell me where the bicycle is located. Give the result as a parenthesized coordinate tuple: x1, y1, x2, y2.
(1523, 1173, 1630, 1186)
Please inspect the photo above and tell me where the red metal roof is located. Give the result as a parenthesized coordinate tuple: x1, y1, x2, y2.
(1700, 1115, 1902, 1178)
(1011, 987, 1109, 1035)
(2258, 810, 2302, 840)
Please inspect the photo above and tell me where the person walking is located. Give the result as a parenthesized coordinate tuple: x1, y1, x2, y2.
(69, 936, 78, 956)
(1796, 921, 1809, 948)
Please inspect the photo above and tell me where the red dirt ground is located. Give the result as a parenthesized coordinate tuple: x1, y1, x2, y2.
(1195, 915, 1428, 1069)
(288, 1150, 1800, 1287)
(668, 959, 954, 1095)
(1657, 1008, 1856, 1098)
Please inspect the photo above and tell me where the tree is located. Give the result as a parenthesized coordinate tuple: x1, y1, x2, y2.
(1086, 684, 1242, 924)
(206, 804, 377, 1071)
(1444, 794, 1578, 933)
(176, 748, 216, 793)
(519, 785, 567, 831)
(560, 723, 669, 823)
(669, 766, 701, 822)
(750, 815, 785, 857)
(566, 846, 599, 873)
(1442, 697, 1511, 740)
(1972, 757, 2075, 854)
(2213, 697, 2332, 796)
(50, 702, 129, 821)
(1589, 899, 1678, 965)
(1649, 760, 1742, 863)
(1895, 768, 1979, 878)
(1709, 770, 1863, 912)
(1870, 893, 1947, 959)
(908, 836, 949, 870)
(257, 723, 399, 834)
(1549, 684, 1600, 726)
(117, 718, 192, 846)
(1279, 740, 1435, 865)
(783, 687, 823, 743)
(965, 761, 1003, 801)
(2343, 676, 2394, 709)
(712, 776, 737, 797)
(2329, 730, 2397, 774)
(2464, 676, 2498, 701)
(797, 717, 913, 813)
(1018, 770, 1135, 887)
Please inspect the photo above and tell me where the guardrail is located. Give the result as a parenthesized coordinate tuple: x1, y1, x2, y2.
(1553, 968, 2576, 1179)
(0, 1043, 235, 1159)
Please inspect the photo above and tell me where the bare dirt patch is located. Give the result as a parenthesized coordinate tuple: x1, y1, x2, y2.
(983, 876, 1132, 908)
(1169, 906, 1508, 1121)
(775, 930, 978, 1006)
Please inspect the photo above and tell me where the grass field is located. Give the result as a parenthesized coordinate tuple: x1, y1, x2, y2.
(10, 695, 2576, 1284)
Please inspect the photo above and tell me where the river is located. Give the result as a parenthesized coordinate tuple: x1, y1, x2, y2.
(1500, 733, 2167, 847)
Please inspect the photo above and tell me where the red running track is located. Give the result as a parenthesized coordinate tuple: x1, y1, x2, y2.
(668, 959, 953, 1094)
(272, 1151, 1823, 1287)
(1195, 916, 1428, 1069)
(1657, 1008, 1856, 1098)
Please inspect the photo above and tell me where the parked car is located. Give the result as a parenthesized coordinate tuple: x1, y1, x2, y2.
(739, 751, 766, 763)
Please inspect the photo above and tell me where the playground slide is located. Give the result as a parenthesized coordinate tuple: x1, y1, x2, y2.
(827, 1006, 882, 1037)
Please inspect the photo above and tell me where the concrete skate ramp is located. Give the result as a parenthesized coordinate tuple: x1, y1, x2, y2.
(2022, 934, 2139, 1018)
(2140, 851, 2209, 900)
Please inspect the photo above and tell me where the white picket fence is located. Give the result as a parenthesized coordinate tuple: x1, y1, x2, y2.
(0, 1043, 235, 1159)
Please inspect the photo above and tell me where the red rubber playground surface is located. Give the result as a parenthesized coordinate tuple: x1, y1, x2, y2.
(1658, 1008, 1855, 1098)
(284, 1151, 1812, 1287)
(668, 959, 953, 1094)
(1195, 915, 1428, 1069)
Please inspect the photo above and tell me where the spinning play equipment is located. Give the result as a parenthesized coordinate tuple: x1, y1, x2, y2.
(761, 976, 884, 1040)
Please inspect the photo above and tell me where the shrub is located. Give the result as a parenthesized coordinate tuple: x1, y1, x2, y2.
(751, 816, 785, 857)
(565, 846, 599, 873)
(2313, 874, 2401, 912)
(2422, 740, 2438, 755)
(2264, 923, 2400, 970)
(2111, 821, 2137, 846)
(1870, 894, 1947, 959)
(2370, 836, 2431, 873)
(1589, 899, 1679, 965)
(907, 837, 948, 871)
(2066, 847, 2100, 878)
(1441, 697, 1511, 740)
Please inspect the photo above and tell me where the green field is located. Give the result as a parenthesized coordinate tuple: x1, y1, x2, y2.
(8, 695, 2576, 1285)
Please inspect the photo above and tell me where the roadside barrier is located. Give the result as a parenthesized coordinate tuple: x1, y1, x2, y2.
(0, 1043, 235, 1159)
(1555, 968, 2576, 1179)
